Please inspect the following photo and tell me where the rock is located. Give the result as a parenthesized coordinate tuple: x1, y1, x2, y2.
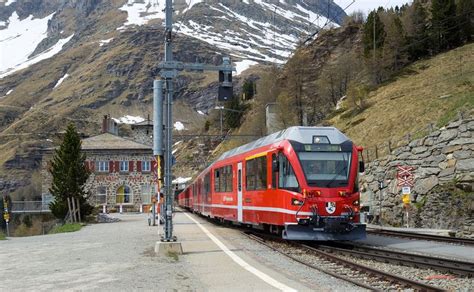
(393, 146, 410, 156)
(447, 119, 462, 129)
(447, 159, 456, 168)
(412, 146, 428, 154)
(459, 124, 467, 132)
(398, 152, 412, 159)
(415, 167, 440, 179)
(439, 167, 455, 177)
(449, 138, 474, 146)
(467, 121, 474, 131)
(457, 158, 474, 172)
(453, 150, 472, 159)
(409, 138, 424, 147)
(442, 145, 463, 154)
(437, 129, 458, 143)
(414, 175, 438, 195)
(428, 130, 441, 137)
(414, 151, 432, 159)
(424, 137, 435, 146)
(460, 131, 472, 138)
(463, 144, 474, 151)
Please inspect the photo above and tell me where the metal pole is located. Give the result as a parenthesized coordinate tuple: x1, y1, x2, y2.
(153, 80, 164, 227)
(159, 0, 175, 242)
(6, 222, 9, 237)
(220, 107, 223, 137)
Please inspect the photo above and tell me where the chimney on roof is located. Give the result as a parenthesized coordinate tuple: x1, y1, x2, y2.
(102, 115, 109, 133)
(101, 115, 119, 135)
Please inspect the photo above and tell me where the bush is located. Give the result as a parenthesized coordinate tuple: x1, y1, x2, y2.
(0, 231, 5, 240)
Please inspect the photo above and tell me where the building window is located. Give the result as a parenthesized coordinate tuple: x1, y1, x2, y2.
(246, 156, 267, 191)
(116, 185, 132, 204)
(214, 165, 232, 193)
(142, 161, 151, 172)
(96, 186, 107, 205)
(120, 160, 129, 172)
(96, 161, 109, 172)
(141, 184, 155, 204)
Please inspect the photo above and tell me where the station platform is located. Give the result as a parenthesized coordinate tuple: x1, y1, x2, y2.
(366, 224, 456, 237)
(166, 211, 306, 291)
(161, 210, 363, 291)
(360, 224, 474, 261)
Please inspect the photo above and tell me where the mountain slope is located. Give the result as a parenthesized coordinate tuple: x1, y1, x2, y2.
(0, 0, 347, 191)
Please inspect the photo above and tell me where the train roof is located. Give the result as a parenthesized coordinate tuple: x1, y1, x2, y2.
(217, 126, 350, 162)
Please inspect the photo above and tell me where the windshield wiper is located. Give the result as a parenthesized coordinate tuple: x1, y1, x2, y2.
(325, 165, 348, 187)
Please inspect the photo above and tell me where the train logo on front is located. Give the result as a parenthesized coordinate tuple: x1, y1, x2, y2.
(326, 202, 336, 214)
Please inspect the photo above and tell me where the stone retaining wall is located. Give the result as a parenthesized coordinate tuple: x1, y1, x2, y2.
(360, 117, 474, 236)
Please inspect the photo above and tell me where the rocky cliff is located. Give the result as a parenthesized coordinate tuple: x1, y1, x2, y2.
(360, 116, 474, 236)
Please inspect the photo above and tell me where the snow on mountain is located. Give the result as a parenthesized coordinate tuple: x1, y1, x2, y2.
(0, 11, 75, 78)
(113, 115, 145, 124)
(117, 1, 342, 63)
(4, 0, 16, 6)
(174, 121, 185, 131)
(54, 73, 69, 88)
(235, 60, 259, 75)
(98, 38, 114, 47)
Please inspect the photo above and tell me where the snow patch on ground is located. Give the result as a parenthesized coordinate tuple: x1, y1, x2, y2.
(336, 95, 346, 110)
(235, 60, 259, 75)
(0, 12, 55, 76)
(0, 32, 74, 78)
(112, 115, 145, 124)
(118, 0, 165, 29)
(173, 140, 183, 147)
(172, 177, 192, 184)
(54, 73, 69, 88)
(6, 89, 13, 95)
(99, 38, 114, 46)
(197, 110, 206, 115)
(4, 0, 17, 6)
(174, 121, 185, 131)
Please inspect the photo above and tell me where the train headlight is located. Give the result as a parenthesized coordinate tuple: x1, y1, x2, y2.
(338, 191, 347, 197)
(353, 200, 360, 206)
(291, 198, 304, 206)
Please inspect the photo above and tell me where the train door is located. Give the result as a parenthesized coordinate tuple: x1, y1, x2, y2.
(237, 162, 243, 222)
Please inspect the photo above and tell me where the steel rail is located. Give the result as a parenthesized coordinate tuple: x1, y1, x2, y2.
(316, 244, 474, 277)
(244, 231, 444, 291)
(242, 232, 379, 291)
(300, 244, 445, 292)
(368, 229, 474, 247)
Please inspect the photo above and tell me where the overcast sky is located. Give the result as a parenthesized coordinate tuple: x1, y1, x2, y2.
(336, 0, 412, 15)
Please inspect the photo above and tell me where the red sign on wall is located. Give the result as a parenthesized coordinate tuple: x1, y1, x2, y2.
(397, 165, 414, 187)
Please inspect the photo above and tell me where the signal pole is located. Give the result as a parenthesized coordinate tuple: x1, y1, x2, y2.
(154, 0, 234, 254)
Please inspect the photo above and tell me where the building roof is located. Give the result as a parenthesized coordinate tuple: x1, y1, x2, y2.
(131, 120, 153, 127)
(81, 133, 151, 150)
(217, 126, 350, 161)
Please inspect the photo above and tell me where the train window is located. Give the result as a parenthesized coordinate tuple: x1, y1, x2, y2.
(204, 173, 210, 194)
(278, 154, 299, 191)
(214, 165, 233, 192)
(272, 154, 277, 189)
(246, 156, 267, 191)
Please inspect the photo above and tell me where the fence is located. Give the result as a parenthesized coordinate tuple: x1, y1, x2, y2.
(11, 201, 51, 214)
(361, 111, 468, 163)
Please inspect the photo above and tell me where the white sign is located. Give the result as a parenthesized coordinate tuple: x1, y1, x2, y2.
(402, 186, 411, 195)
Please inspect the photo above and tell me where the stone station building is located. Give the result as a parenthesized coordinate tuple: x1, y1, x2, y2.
(42, 116, 158, 212)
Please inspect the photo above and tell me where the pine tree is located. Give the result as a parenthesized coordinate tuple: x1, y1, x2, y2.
(431, 0, 460, 52)
(224, 96, 246, 129)
(49, 123, 91, 219)
(406, 1, 430, 60)
(457, 0, 473, 43)
(242, 80, 255, 100)
(363, 10, 386, 56)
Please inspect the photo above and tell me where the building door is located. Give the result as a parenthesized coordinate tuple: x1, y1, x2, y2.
(116, 185, 132, 204)
(237, 162, 243, 222)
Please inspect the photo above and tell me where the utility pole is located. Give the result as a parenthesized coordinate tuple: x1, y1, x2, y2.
(154, 0, 234, 254)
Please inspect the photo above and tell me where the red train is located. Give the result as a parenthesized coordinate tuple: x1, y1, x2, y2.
(178, 126, 366, 240)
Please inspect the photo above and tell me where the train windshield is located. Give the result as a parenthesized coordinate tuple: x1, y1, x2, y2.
(298, 152, 351, 187)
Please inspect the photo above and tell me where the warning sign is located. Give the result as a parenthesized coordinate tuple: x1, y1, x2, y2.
(402, 194, 410, 204)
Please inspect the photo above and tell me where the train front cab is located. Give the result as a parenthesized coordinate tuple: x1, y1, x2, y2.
(277, 138, 367, 241)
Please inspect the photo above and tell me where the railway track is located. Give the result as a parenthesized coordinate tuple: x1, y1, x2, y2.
(367, 228, 474, 246)
(314, 243, 474, 277)
(244, 231, 445, 291)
